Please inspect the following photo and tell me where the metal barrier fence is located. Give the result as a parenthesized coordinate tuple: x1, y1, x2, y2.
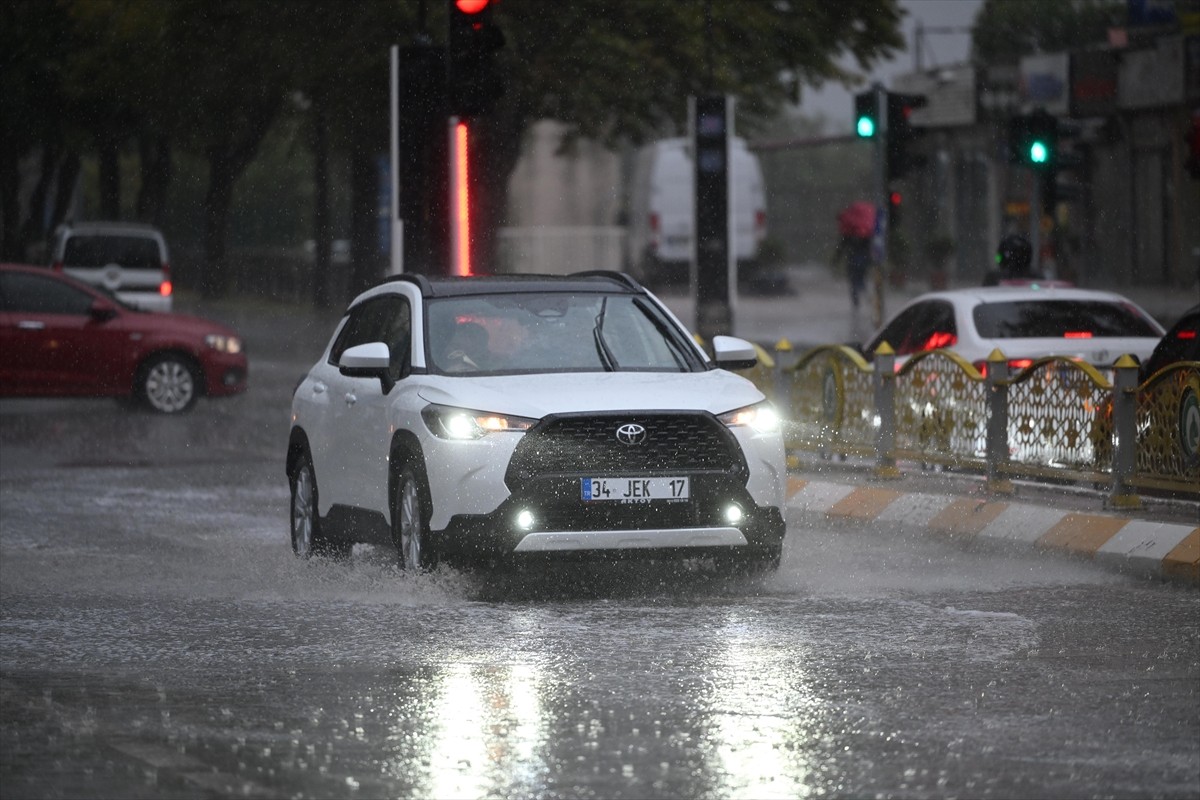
(743, 344, 1200, 506)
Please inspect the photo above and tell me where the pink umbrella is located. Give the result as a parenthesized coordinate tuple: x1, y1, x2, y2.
(837, 201, 876, 238)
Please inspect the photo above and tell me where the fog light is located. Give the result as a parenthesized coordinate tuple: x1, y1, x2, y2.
(516, 509, 535, 531)
(724, 504, 744, 525)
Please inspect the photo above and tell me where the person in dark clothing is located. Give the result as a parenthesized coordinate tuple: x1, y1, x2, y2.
(983, 233, 1037, 286)
(835, 235, 872, 309)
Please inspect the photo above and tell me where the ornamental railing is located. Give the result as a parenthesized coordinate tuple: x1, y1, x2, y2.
(744, 344, 1200, 505)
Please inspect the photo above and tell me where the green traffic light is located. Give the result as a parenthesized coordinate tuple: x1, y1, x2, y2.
(1029, 140, 1048, 164)
(856, 116, 875, 138)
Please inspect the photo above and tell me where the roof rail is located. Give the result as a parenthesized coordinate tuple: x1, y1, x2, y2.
(380, 272, 433, 293)
(570, 270, 642, 291)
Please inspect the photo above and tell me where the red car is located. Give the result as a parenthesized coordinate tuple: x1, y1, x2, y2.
(0, 263, 247, 413)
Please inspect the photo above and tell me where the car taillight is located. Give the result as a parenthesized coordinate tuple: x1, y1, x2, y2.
(649, 213, 659, 233)
(922, 331, 956, 350)
(160, 263, 172, 297)
(973, 358, 1035, 378)
(755, 209, 766, 231)
(1178, 330, 1197, 340)
(1063, 331, 1092, 339)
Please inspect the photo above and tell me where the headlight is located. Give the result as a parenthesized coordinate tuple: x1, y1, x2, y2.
(205, 334, 242, 354)
(718, 401, 780, 434)
(421, 404, 537, 440)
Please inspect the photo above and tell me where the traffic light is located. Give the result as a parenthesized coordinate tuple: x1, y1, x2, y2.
(886, 92, 927, 180)
(887, 190, 902, 228)
(854, 91, 878, 138)
(448, 0, 505, 117)
(1026, 109, 1057, 169)
(1008, 110, 1058, 170)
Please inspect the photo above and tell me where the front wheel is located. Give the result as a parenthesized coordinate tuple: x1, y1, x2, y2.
(290, 451, 350, 560)
(138, 353, 199, 413)
(393, 464, 433, 572)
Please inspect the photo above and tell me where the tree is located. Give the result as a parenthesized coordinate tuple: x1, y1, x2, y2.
(971, 0, 1124, 64)
(452, 0, 907, 275)
(0, 1, 77, 260)
(4, 0, 904, 300)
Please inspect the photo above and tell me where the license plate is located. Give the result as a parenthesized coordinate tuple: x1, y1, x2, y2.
(581, 477, 690, 502)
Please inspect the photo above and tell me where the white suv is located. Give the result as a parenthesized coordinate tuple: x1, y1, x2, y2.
(50, 221, 172, 312)
(286, 271, 786, 572)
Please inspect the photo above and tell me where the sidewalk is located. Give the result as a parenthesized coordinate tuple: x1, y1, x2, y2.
(783, 463, 1199, 586)
(655, 263, 1199, 351)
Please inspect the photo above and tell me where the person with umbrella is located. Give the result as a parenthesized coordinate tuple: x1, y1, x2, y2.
(834, 201, 876, 310)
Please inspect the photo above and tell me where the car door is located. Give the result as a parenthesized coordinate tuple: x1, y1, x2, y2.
(319, 293, 412, 512)
(0, 270, 124, 395)
(341, 294, 413, 514)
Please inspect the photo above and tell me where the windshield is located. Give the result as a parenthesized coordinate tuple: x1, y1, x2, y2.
(62, 235, 162, 269)
(973, 300, 1162, 339)
(425, 292, 705, 375)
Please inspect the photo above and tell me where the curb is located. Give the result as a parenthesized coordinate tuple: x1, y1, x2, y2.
(785, 477, 1200, 585)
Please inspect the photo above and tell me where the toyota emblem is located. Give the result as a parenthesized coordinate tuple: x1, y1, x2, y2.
(615, 423, 647, 445)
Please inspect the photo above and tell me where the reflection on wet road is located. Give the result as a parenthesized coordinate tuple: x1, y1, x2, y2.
(2, 344, 1197, 799)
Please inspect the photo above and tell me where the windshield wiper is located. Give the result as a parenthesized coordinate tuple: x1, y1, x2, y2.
(593, 297, 618, 371)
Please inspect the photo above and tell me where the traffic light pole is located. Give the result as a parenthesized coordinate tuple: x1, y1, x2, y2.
(1030, 174, 1041, 277)
(873, 82, 888, 322)
(389, 45, 403, 274)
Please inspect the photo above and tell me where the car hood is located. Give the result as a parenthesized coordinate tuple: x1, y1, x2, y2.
(125, 309, 240, 338)
(417, 369, 765, 418)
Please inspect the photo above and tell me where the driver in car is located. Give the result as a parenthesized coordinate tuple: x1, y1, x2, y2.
(442, 321, 490, 372)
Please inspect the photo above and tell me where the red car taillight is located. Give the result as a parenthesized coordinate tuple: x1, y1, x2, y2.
(160, 263, 172, 297)
(973, 358, 1035, 378)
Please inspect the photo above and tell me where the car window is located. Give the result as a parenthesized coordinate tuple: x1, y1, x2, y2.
(1142, 307, 1200, 377)
(62, 235, 163, 269)
(425, 292, 703, 375)
(0, 271, 96, 315)
(869, 300, 957, 356)
(330, 295, 411, 382)
(973, 300, 1161, 339)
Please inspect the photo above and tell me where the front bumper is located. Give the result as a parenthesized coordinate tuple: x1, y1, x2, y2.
(428, 476, 785, 564)
(202, 352, 249, 397)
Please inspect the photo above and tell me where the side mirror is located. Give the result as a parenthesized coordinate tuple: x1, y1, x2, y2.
(339, 341, 395, 392)
(89, 298, 119, 322)
(712, 335, 757, 371)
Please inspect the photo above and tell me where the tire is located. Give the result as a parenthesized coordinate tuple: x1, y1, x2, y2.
(290, 451, 350, 560)
(138, 353, 199, 413)
(392, 464, 432, 572)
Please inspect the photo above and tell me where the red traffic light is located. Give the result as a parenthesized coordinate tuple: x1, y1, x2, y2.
(455, 0, 490, 13)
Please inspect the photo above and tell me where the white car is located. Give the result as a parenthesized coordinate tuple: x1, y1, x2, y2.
(286, 271, 786, 572)
(864, 286, 1165, 371)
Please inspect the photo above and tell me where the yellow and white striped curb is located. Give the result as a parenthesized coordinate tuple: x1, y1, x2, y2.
(785, 477, 1200, 584)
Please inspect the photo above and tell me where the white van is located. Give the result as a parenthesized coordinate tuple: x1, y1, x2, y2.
(626, 137, 767, 286)
(50, 221, 173, 312)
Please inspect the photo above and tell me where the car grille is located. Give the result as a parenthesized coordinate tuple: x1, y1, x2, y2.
(536, 501, 704, 531)
(505, 411, 744, 489)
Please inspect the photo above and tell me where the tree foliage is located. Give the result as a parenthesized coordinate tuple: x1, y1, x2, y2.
(971, 0, 1125, 64)
(1, 0, 904, 298)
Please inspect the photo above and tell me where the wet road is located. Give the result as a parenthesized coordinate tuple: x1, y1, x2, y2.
(2, 302, 1198, 799)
